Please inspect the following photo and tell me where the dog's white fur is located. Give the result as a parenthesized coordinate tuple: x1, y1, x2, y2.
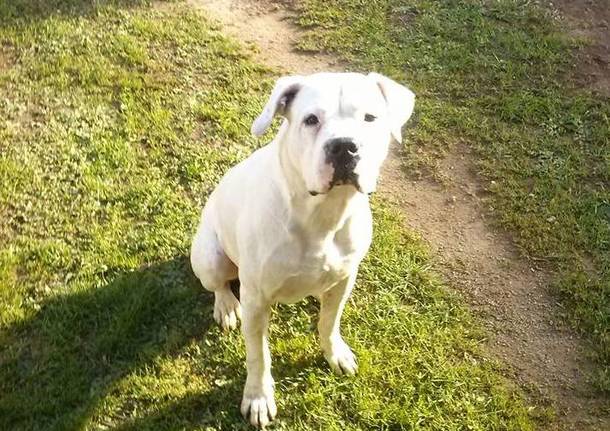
(191, 72, 414, 427)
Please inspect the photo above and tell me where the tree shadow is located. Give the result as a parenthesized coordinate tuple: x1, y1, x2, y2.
(0, 256, 227, 430)
(0, 0, 160, 25)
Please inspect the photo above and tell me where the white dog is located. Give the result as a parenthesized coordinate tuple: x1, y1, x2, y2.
(191, 72, 414, 427)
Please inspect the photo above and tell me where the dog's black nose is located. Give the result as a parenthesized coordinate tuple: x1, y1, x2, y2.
(326, 138, 358, 164)
(326, 138, 360, 187)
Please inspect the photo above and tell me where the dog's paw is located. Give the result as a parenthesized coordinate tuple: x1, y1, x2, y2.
(213, 290, 241, 331)
(240, 385, 277, 428)
(324, 340, 358, 376)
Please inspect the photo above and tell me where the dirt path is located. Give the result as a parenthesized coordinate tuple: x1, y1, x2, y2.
(382, 147, 607, 430)
(185, 1, 608, 429)
(188, 0, 343, 74)
(552, 0, 610, 96)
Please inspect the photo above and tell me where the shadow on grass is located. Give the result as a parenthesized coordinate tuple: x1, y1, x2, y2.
(0, 253, 327, 430)
(113, 386, 247, 431)
(111, 354, 323, 431)
(0, 0, 158, 24)
(0, 256, 245, 430)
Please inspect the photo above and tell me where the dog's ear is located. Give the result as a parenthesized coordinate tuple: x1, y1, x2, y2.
(369, 72, 415, 143)
(251, 75, 304, 137)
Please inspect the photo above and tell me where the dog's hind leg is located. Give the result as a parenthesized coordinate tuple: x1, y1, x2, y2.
(191, 223, 241, 330)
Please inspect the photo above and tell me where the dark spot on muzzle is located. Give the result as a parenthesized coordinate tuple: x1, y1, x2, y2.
(325, 137, 360, 189)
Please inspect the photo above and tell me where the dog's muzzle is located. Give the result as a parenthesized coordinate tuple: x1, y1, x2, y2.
(325, 137, 360, 190)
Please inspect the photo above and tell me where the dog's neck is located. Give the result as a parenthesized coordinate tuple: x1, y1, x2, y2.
(273, 124, 366, 236)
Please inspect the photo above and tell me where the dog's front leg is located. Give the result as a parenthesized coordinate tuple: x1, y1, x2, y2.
(240, 291, 276, 428)
(318, 275, 358, 375)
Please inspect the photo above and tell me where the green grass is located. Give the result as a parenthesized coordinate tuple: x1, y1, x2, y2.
(0, 0, 546, 429)
(295, 0, 610, 392)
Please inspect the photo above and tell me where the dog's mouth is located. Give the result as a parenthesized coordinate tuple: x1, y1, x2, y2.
(308, 174, 362, 196)
(330, 176, 361, 191)
(308, 158, 367, 197)
(329, 161, 362, 191)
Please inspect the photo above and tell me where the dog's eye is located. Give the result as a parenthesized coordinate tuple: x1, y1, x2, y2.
(304, 114, 319, 126)
(364, 113, 377, 122)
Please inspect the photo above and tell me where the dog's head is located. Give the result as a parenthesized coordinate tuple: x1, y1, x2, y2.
(252, 72, 415, 195)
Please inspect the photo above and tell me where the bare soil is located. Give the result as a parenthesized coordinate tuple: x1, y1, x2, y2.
(187, 0, 343, 74)
(550, 0, 610, 96)
(185, 0, 609, 429)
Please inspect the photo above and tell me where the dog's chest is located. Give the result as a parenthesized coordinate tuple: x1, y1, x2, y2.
(267, 236, 358, 303)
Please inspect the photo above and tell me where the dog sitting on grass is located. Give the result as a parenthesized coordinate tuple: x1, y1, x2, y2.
(191, 72, 415, 427)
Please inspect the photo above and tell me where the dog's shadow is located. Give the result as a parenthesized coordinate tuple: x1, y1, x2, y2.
(0, 256, 246, 430)
(1, 256, 322, 430)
